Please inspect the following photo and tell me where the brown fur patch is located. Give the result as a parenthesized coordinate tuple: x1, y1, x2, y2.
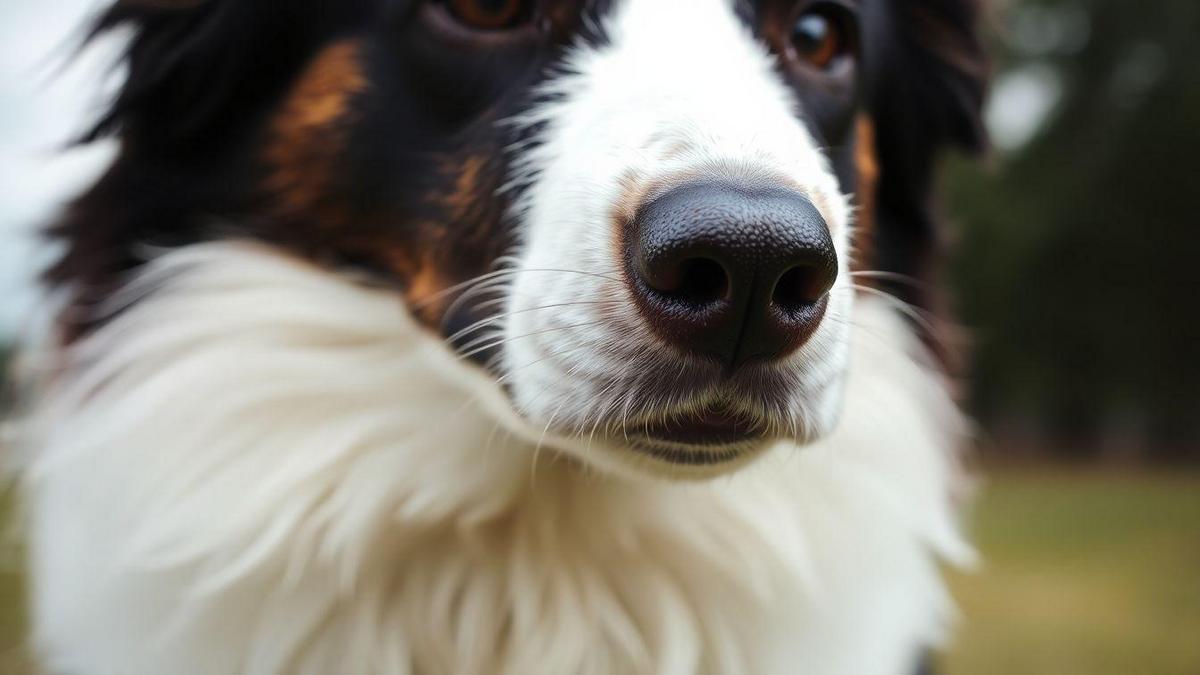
(851, 115, 879, 277)
(394, 153, 514, 323)
(264, 40, 367, 225)
(436, 154, 490, 224)
(262, 41, 465, 324)
(375, 244, 448, 324)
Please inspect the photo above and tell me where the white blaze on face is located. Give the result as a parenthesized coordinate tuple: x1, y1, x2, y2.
(502, 0, 855, 462)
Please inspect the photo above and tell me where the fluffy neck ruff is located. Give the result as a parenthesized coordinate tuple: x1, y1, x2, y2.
(20, 243, 972, 675)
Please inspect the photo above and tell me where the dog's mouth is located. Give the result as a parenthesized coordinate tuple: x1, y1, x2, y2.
(631, 405, 763, 446)
(487, 276, 845, 474)
(620, 404, 774, 466)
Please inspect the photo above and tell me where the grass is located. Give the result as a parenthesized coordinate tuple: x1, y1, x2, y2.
(942, 468, 1200, 675)
(0, 468, 1196, 674)
(0, 485, 31, 673)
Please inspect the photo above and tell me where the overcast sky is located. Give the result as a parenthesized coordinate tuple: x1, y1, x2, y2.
(0, 0, 116, 339)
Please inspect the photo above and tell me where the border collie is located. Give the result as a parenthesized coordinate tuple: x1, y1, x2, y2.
(14, 0, 988, 672)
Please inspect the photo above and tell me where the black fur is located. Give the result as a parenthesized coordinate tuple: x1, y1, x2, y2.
(866, 0, 989, 316)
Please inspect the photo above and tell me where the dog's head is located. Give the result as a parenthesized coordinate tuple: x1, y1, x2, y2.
(52, 0, 986, 478)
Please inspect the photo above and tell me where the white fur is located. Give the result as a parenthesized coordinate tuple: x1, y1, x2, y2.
(19, 243, 971, 675)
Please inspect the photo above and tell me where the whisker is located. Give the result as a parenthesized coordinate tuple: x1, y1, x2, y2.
(491, 344, 580, 389)
(416, 266, 624, 312)
(438, 279, 516, 335)
(432, 267, 623, 338)
(848, 285, 937, 329)
(412, 269, 517, 311)
(848, 270, 929, 290)
(834, 284, 955, 355)
(449, 302, 628, 355)
(530, 398, 569, 488)
(444, 299, 625, 346)
(454, 319, 608, 363)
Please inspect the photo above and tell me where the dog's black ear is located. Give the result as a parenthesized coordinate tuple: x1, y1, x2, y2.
(84, 0, 371, 154)
(863, 0, 989, 305)
(51, 0, 369, 340)
(873, 0, 990, 155)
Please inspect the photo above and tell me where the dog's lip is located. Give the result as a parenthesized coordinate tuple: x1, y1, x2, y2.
(624, 401, 763, 449)
(627, 440, 760, 466)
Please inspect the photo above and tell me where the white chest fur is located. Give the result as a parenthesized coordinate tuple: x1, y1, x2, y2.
(18, 244, 971, 675)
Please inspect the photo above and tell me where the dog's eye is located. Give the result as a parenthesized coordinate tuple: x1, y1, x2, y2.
(791, 7, 852, 70)
(442, 0, 530, 30)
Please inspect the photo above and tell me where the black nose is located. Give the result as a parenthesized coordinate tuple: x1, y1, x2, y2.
(625, 181, 838, 368)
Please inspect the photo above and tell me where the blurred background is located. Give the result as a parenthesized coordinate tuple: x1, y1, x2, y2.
(0, 0, 1197, 673)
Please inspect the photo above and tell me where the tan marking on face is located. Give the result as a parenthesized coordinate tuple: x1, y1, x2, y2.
(851, 114, 879, 276)
(395, 247, 449, 325)
(613, 168, 651, 228)
(265, 40, 367, 223)
(407, 265, 445, 307)
(437, 155, 489, 223)
(367, 241, 441, 319)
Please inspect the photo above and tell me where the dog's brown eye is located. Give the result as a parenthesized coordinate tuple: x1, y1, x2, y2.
(792, 9, 850, 70)
(443, 0, 530, 30)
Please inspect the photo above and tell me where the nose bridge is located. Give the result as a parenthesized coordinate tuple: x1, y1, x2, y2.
(598, 0, 816, 176)
(609, 0, 777, 112)
(613, 0, 742, 60)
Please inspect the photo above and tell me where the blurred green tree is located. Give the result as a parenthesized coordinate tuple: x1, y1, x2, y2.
(947, 0, 1200, 458)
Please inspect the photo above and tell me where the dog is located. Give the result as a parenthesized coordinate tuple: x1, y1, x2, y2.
(14, 0, 988, 673)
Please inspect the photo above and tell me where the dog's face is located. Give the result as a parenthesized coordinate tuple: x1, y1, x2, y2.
(55, 0, 987, 478)
(496, 0, 857, 475)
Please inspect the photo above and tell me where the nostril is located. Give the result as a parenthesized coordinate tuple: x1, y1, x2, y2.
(647, 257, 728, 306)
(677, 258, 728, 304)
(773, 263, 834, 312)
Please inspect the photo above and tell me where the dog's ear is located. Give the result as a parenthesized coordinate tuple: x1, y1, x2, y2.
(52, 0, 369, 339)
(84, 0, 371, 154)
(872, 0, 990, 156)
(862, 0, 989, 305)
